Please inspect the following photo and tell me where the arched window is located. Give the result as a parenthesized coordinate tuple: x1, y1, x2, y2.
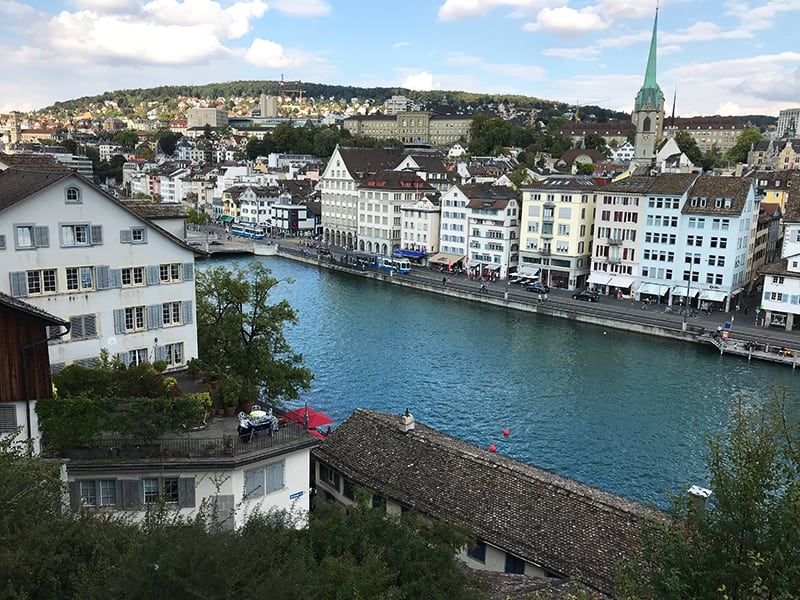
(65, 186, 81, 204)
(642, 117, 652, 133)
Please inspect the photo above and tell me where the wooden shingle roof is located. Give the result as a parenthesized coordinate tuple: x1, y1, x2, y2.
(313, 409, 664, 595)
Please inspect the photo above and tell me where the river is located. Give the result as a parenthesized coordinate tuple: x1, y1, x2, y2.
(201, 255, 800, 507)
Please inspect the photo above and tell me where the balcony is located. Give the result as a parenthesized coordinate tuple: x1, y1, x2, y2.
(608, 237, 623, 246)
(540, 247, 551, 256)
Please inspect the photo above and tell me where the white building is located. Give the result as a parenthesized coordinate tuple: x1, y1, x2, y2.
(0, 166, 201, 371)
(761, 201, 800, 330)
(777, 107, 800, 139)
(400, 195, 441, 257)
(464, 185, 520, 279)
(436, 184, 471, 264)
(186, 107, 229, 129)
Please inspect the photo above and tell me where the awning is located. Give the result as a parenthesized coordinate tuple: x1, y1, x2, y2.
(517, 267, 540, 278)
(672, 285, 699, 298)
(429, 252, 464, 264)
(219, 215, 234, 223)
(587, 273, 611, 285)
(699, 289, 728, 302)
(608, 275, 635, 288)
(393, 249, 426, 259)
(637, 282, 665, 296)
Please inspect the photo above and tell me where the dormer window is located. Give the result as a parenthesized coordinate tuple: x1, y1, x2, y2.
(65, 186, 82, 204)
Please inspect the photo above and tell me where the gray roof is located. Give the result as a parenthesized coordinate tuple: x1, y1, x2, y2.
(121, 200, 188, 220)
(338, 146, 403, 180)
(313, 409, 664, 595)
(0, 291, 69, 326)
(682, 176, 753, 216)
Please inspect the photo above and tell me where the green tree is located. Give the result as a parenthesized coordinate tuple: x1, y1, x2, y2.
(507, 166, 533, 188)
(584, 133, 609, 157)
(196, 262, 312, 405)
(701, 144, 726, 171)
(674, 130, 703, 166)
(186, 206, 210, 226)
(726, 128, 764, 165)
(618, 390, 800, 599)
(112, 129, 139, 148)
(153, 129, 181, 156)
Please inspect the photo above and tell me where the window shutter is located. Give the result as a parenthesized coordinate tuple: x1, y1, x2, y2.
(119, 480, 141, 510)
(117, 351, 130, 367)
(70, 315, 85, 340)
(178, 477, 196, 508)
(791, 295, 799, 305)
(140, 228, 148, 243)
(155, 345, 167, 362)
(68, 481, 82, 510)
(265, 462, 284, 493)
(33, 225, 49, 247)
(95, 265, 110, 290)
(0, 405, 18, 433)
(84, 315, 97, 338)
(146, 265, 160, 285)
(113, 309, 125, 335)
(182, 300, 193, 325)
(182, 262, 194, 281)
(47, 325, 62, 339)
(109, 269, 122, 289)
(120, 229, 133, 243)
(147, 304, 163, 329)
(90, 225, 103, 245)
(0, 234, 6, 250)
(244, 469, 264, 499)
(9, 271, 28, 297)
(50, 362, 66, 374)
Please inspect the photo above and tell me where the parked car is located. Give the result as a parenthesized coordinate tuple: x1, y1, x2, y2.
(525, 282, 550, 294)
(572, 289, 599, 302)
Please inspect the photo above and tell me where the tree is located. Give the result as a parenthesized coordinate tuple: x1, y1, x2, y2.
(618, 390, 800, 599)
(153, 129, 181, 156)
(674, 130, 703, 166)
(584, 133, 610, 157)
(726, 128, 764, 165)
(196, 262, 312, 405)
(112, 129, 139, 148)
(701, 144, 726, 172)
(186, 206, 210, 226)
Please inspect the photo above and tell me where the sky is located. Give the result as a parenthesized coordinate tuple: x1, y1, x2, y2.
(1, 0, 800, 117)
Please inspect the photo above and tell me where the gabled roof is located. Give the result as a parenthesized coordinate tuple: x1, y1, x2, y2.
(336, 147, 403, 179)
(682, 176, 753, 216)
(121, 200, 189, 220)
(359, 169, 436, 192)
(0, 152, 71, 172)
(313, 409, 663, 595)
(0, 291, 68, 327)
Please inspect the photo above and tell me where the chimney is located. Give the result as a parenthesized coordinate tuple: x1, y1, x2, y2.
(687, 485, 712, 513)
(399, 408, 415, 433)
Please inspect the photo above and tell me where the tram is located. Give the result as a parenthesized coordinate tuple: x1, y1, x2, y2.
(375, 256, 411, 274)
(231, 222, 266, 239)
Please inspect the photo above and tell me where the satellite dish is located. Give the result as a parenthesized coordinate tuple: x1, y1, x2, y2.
(107, 337, 117, 346)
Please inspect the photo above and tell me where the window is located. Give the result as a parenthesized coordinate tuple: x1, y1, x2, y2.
(164, 342, 184, 366)
(65, 186, 82, 204)
(143, 477, 179, 504)
(15, 224, 48, 249)
(0, 234, 5, 250)
(125, 348, 149, 367)
(66, 266, 94, 291)
(120, 227, 148, 244)
(79, 479, 116, 507)
(0, 405, 18, 433)
(27, 269, 57, 295)
(467, 541, 487, 563)
(160, 263, 181, 283)
(162, 301, 182, 326)
(61, 223, 101, 247)
(244, 462, 285, 499)
(773, 276, 785, 284)
(125, 306, 146, 332)
(122, 267, 145, 287)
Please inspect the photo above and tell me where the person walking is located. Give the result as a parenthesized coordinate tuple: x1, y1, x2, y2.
(543, 292, 549, 303)
(480, 283, 488, 295)
(442, 276, 447, 287)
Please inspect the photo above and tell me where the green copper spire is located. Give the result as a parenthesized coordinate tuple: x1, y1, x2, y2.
(635, 6, 662, 110)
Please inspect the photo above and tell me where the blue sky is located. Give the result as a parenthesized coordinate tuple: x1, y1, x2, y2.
(2, 0, 799, 117)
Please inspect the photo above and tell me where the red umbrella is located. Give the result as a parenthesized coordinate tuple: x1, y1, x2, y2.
(284, 407, 333, 430)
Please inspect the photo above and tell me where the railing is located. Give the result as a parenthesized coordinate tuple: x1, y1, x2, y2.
(50, 425, 311, 461)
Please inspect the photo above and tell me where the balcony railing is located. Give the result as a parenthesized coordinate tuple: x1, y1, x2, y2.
(608, 237, 623, 246)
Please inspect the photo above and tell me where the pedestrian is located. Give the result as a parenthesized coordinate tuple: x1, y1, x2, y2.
(543, 292, 549, 303)
(538, 293, 543, 304)
(442, 276, 447, 286)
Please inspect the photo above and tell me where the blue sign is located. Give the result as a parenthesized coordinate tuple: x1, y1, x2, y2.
(289, 491, 304, 500)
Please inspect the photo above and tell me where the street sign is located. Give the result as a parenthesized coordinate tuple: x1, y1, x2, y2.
(289, 490, 304, 500)
(722, 330, 729, 340)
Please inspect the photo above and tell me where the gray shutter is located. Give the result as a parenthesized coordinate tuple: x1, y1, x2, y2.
(182, 300, 193, 325)
(140, 228, 148, 243)
(146, 265, 160, 285)
(120, 480, 141, 510)
(178, 477, 196, 508)
(68, 481, 82, 510)
(9, 271, 27, 297)
(95, 265, 110, 290)
(33, 225, 49, 247)
(113, 309, 125, 334)
(147, 304, 163, 329)
(155, 345, 167, 362)
(0, 234, 6, 250)
(70, 315, 85, 339)
(109, 269, 122, 288)
(90, 225, 103, 245)
(266, 462, 284, 493)
(120, 229, 133, 243)
(84, 315, 97, 338)
(117, 351, 130, 367)
(182, 262, 194, 281)
(0, 405, 18, 432)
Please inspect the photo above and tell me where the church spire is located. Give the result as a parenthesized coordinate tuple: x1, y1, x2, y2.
(635, 5, 662, 111)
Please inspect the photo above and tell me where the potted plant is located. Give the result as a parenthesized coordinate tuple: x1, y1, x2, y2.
(187, 357, 203, 380)
(222, 435, 234, 455)
(203, 441, 217, 456)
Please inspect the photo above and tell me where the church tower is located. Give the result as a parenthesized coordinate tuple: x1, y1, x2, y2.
(631, 7, 665, 168)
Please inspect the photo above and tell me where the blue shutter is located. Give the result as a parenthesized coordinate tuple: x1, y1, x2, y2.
(182, 262, 194, 281)
(33, 225, 49, 247)
(9, 271, 27, 297)
(109, 269, 122, 288)
(120, 229, 133, 243)
(791, 295, 799, 305)
(182, 300, 193, 325)
(96, 265, 110, 290)
(90, 225, 103, 245)
(117, 351, 130, 367)
(147, 304, 163, 329)
(113, 309, 125, 334)
(265, 462, 284, 493)
(146, 265, 160, 285)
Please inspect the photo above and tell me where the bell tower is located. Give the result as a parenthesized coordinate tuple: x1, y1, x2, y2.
(631, 6, 665, 168)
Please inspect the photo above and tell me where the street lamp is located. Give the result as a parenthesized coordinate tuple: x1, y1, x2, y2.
(683, 258, 695, 331)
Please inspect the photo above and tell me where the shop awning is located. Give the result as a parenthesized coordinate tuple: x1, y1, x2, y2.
(587, 273, 611, 285)
(429, 252, 464, 264)
(637, 282, 668, 296)
(517, 267, 540, 278)
(219, 215, 234, 223)
(699, 289, 728, 302)
(393, 249, 426, 259)
(609, 275, 635, 288)
(672, 285, 699, 298)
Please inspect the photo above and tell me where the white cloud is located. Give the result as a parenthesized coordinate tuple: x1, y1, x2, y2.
(661, 21, 751, 43)
(725, 0, 800, 31)
(142, 0, 267, 39)
(523, 6, 611, 37)
(393, 41, 411, 49)
(402, 71, 436, 90)
(268, 0, 332, 17)
(0, 1, 39, 18)
(243, 38, 329, 73)
(438, 0, 554, 21)
(68, 0, 140, 12)
(543, 47, 600, 61)
(447, 51, 545, 79)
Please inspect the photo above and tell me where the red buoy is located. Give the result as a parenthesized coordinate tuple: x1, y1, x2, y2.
(489, 444, 496, 452)
(503, 428, 510, 437)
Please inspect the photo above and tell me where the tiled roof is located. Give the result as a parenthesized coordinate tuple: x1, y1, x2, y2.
(313, 409, 663, 595)
(0, 152, 69, 171)
(360, 169, 436, 191)
(0, 168, 72, 212)
(338, 147, 403, 179)
(0, 291, 68, 326)
(682, 176, 753, 216)
(121, 200, 189, 220)
(523, 177, 601, 191)
(644, 173, 699, 195)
